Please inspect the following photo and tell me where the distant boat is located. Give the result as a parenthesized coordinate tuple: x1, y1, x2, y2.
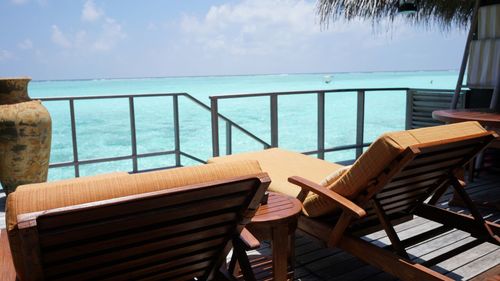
(324, 75, 333, 84)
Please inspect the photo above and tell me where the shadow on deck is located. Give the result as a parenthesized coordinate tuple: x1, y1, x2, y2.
(246, 170, 500, 281)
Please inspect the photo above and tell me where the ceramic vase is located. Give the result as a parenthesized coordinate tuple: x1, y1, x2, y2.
(0, 77, 52, 195)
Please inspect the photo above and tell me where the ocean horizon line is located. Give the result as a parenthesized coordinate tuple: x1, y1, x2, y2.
(29, 68, 459, 83)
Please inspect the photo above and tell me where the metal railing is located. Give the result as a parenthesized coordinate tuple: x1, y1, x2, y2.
(210, 88, 460, 159)
(40, 93, 267, 177)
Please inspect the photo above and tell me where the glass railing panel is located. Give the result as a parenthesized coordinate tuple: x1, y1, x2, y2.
(44, 101, 73, 163)
(134, 96, 175, 154)
(218, 96, 271, 146)
(74, 98, 132, 160)
(79, 160, 132, 177)
(279, 93, 317, 152)
(48, 166, 76, 181)
(364, 90, 406, 143)
(229, 127, 266, 154)
(138, 154, 176, 171)
(324, 91, 357, 159)
(178, 96, 213, 161)
(325, 149, 356, 163)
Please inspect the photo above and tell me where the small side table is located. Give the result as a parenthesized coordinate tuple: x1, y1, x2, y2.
(240, 192, 302, 281)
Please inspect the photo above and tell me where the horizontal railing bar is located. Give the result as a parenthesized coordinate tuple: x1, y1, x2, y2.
(323, 143, 371, 153)
(302, 142, 371, 156)
(132, 165, 179, 173)
(210, 88, 463, 101)
(38, 92, 187, 101)
(210, 87, 411, 100)
(180, 152, 207, 164)
(138, 150, 177, 158)
(409, 88, 463, 93)
(49, 150, 176, 168)
(48, 162, 76, 168)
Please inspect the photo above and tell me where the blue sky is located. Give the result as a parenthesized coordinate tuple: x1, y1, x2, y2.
(0, 0, 468, 80)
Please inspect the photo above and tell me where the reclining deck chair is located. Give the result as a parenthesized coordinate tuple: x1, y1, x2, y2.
(3, 160, 269, 281)
(209, 122, 499, 281)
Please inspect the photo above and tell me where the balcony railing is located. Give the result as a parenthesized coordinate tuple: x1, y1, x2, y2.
(210, 88, 464, 160)
(39, 93, 267, 178)
(0, 87, 464, 189)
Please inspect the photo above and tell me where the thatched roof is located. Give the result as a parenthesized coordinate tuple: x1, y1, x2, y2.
(317, 0, 476, 30)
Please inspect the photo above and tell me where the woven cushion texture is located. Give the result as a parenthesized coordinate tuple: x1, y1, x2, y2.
(209, 148, 344, 197)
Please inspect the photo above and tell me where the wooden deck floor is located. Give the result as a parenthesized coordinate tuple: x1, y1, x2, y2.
(0, 171, 498, 280)
(244, 171, 500, 281)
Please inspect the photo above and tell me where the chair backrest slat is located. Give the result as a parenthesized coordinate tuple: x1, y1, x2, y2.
(16, 174, 270, 281)
(36, 180, 255, 231)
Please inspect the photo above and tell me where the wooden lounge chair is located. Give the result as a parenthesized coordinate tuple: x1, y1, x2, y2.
(209, 121, 500, 281)
(3, 160, 270, 281)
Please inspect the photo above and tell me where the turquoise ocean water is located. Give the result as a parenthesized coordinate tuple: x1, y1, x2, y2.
(28, 71, 458, 181)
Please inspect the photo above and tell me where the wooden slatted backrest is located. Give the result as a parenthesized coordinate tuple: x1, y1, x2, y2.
(14, 173, 270, 281)
(349, 131, 496, 233)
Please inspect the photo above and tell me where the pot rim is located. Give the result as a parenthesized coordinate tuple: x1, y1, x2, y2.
(0, 76, 32, 82)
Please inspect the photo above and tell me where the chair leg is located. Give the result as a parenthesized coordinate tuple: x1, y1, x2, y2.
(216, 269, 239, 281)
(449, 176, 499, 241)
(232, 237, 257, 281)
(372, 198, 409, 259)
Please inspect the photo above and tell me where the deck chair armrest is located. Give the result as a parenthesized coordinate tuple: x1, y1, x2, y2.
(237, 228, 261, 250)
(288, 176, 367, 219)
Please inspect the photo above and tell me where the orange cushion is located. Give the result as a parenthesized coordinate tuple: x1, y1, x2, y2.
(305, 121, 487, 217)
(209, 148, 345, 216)
(211, 122, 487, 218)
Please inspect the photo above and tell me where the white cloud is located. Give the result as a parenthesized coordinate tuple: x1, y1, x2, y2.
(51, 25, 72, 48)
(50, 17, 125, 52)
(18, 39, 33, 50)
(81, 0, 104, 22)
(92, 18, 126, 51)
(65, 1, 126, 51)
(11, 0, 28, 5)
(0, 50, 13, 61)
(179, 0, 324, 56)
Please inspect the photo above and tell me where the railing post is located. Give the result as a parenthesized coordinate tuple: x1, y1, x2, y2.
(356, 90, 365, 158)
(270, 94, 279, 147)
(405, 89, 414, 130)
(211, 98, 220, 157)
(129, 97, 138, 173)
(226, 122, 232, 155)
(452, 0, 481, 109)
(173, 95, 181, 166)
(69, 99, 80, 177)
(317, 92, 325, 159)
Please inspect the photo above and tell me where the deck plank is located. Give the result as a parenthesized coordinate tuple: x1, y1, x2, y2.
(243, 170, 500, 280)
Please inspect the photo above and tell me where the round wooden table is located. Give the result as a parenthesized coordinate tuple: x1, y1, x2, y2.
(247, 192, 302, 281)
(432, 108, 500, 210)
(432, 109, 500, 128)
